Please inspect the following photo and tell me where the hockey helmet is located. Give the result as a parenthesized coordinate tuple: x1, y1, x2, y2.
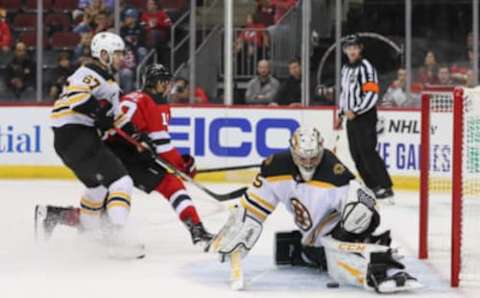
(90, 32, 125, 65)
(289, 126, 324, 181)
(142, 64, 172, 89)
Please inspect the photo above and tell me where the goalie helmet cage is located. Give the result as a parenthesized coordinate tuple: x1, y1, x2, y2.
(419, 86, 480, 287)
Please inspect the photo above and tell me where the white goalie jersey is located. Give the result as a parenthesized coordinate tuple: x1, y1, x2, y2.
(50, 63, 123, 128)
(240, 149, 355, 247)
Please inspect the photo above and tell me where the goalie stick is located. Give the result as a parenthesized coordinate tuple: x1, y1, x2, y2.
(230, 250, 244, 290)
(114, 128, 247, 202)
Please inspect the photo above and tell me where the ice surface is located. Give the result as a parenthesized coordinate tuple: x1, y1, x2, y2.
(0, 180, 478, 298)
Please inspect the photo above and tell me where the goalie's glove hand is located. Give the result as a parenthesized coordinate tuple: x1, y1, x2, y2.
(210, 204, 263, 263)
(132, 133, 156, 162)
(182, 154, 197, 178)
(93, 102, 114, 131)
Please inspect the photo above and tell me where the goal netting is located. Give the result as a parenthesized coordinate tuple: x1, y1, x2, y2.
(420, 86, 480, 287)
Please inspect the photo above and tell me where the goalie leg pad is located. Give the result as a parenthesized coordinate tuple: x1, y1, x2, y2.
(366, 250, 422, 293)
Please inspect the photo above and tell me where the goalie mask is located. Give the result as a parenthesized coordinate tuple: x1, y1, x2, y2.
(289, 126, 324, 181)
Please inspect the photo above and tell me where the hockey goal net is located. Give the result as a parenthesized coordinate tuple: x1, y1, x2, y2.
(420, 86, 480, 287)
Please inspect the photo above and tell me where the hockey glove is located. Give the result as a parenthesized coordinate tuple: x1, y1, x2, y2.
(132, 133, 157, 162)
(182, 154, 197, 178)
(93, 101, 114, 131)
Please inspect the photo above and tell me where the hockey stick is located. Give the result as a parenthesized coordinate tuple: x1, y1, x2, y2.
(113, 128, 247, 202)
(197, 163, 261, 174)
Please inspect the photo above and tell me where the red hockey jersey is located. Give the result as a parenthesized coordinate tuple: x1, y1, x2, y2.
(120, 91, 185, 170)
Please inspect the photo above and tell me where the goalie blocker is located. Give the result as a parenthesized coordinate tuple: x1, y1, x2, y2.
(210, 126, 421, 293)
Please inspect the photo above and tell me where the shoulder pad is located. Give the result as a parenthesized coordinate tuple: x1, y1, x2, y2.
(312, 149, 355, 186)
(84, 63, 115, 81)
(121, 91, 144, 103)
(260, 151, 297, 178)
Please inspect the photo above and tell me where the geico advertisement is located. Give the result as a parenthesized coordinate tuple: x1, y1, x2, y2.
(168, 107, 335, 167)
(376, 111, 452, 176)
(0, 107, 458, 177)
(0, 107, 335, 168)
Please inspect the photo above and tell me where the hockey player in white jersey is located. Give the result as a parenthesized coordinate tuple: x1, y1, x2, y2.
(210, 126, 421, 293)
(49, 32, 145, 258)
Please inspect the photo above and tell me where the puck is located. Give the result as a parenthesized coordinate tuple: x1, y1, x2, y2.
(326, 281, 340, 288)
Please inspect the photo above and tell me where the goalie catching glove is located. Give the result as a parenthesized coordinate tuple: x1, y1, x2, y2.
(210, 204, 263, 262)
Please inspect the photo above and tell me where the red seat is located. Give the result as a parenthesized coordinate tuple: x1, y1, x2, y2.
(13, 14, 37, 31)
(52, 0, 78, 13)
(18, 31, 49, 49)
(160, 0, 187, 10)
(45, 13, 71, 31)
(50, 31, 80, 50)
(25, 0, 54, 12)
(129, 0, 146, 9)
(0, 0, 22, 13)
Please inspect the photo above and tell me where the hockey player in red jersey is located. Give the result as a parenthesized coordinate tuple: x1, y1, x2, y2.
(35, 64, 213, 246)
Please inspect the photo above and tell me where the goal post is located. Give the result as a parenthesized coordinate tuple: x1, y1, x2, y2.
(420, 86, 480, 287)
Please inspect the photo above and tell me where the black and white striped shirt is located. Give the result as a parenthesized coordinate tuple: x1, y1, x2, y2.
(339, 58, 379, 116)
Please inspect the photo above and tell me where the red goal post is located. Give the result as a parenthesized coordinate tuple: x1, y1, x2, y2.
(419, 86, 480, 287)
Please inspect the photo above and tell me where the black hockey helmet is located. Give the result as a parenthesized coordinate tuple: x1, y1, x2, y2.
(342, 34, 362, 49)
(142, 64, 172, 89)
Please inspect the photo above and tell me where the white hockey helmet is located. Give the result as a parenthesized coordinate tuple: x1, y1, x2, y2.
(90, 32, 125, 65)
(290, 126, 324, 181)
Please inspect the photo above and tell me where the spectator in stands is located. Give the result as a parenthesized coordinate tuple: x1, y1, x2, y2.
(141, 0, 172, 46)
(435, 65, 453, 86)
(5, 42, 35, 99)
(416, 50, 438, 85)
(170, 77, 209, 104)
(121, 8, 147, 63)
(382, 68, 409, 107)
(79, 0, 114, 13)
(73, 11, 94, 34)
(271, 0, 297, 23)
(382, 68, 422, 108)
(451, 48, 477, 85)
(465, 69, 476, 87)
(235, 14, 269, 59)
(84, 0, 110, 19)
(274, 57, 302, 106)
(118, 45, 137, 93)
(245, 59, 279, 104)
(255, 0, 275, 27)
(235, 14, 270, 76)
(0, 8, 12, 53)
(92, 11, 113, 33)
(73, 31, 93, 65)
(49, 52, 74, 99)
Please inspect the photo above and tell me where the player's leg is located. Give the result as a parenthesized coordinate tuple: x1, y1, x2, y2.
(354, 113, 393, 199)
(155, 174, 213, 245)
(322, 181, 419, 292)
(52, 125, 140, 256)
(322, 236, 421, 293)
(346, 120, 377, 189)
(34, 205, 80, 239)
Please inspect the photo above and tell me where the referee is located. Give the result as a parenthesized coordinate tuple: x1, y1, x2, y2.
(336, 34, 393, 200)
